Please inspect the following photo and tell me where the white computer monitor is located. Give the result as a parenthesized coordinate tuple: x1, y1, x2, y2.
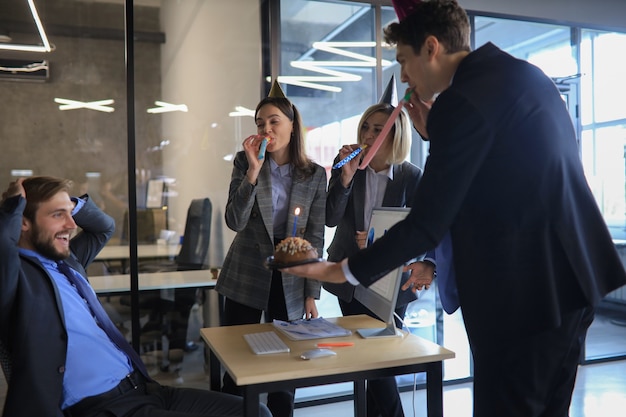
(354, 207, 410, 338)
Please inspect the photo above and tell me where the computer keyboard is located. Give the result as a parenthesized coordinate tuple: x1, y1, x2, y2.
(243, 331, 290, 355)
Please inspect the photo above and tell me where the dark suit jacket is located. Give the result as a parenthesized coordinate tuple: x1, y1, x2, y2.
(324, 161, 422, 307)
(0, 195, 115, 417)
(216, 151, 326, 320)
(348, 42, 626, 347)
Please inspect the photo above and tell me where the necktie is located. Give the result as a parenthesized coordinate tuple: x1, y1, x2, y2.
(434, 232, 460, 314)
(57, 261, 150, 379)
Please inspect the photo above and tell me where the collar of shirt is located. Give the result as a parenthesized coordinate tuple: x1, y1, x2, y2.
(270, 157, 292, 178)
(365, 164, 393, 181)
(18, 248, 56, 269)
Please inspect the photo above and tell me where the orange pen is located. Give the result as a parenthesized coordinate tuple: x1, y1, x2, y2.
(316, 342, 354, 348)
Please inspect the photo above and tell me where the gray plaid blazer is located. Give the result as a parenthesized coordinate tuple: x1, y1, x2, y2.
(216, 151, 327, 320)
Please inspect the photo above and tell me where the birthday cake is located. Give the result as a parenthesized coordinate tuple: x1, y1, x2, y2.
(273, 237, 318, 265)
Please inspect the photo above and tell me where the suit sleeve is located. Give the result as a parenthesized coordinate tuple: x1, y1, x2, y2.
(403, 162, 423, 209)
(348, 91, 494, 286)
(304, 166, 327, 299)
(326, 155, 353, 227)
(225, 151, 257, 232)
(70, 194, 115, 268)
(0, 196, 26, 321)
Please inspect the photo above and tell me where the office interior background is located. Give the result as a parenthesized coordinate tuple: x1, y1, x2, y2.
(2, 0, 626, 406)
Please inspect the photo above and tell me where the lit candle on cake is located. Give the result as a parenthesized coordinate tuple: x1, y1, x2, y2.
(292, 207, 300, 236)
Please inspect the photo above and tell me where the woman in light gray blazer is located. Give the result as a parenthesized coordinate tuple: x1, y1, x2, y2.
(216, 81, 326, 417)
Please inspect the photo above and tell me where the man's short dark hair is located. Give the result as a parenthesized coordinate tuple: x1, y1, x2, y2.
(22, 176, 73, 222)
(384, 0, 471, 54)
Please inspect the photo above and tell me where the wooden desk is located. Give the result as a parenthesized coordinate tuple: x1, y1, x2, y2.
(94, 244, 182, 274)
(201, 315, 455, 417)
(95, 244, 181, 261)
(91, 269, 216, 294)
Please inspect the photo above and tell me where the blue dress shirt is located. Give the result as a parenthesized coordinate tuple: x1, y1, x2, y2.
(270, 158, 293, 239)
(19, 197, 132, 408)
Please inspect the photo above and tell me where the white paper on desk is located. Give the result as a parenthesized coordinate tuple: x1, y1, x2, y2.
(272, 318, 352, 340)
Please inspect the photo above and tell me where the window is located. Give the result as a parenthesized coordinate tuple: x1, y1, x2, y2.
(278, 1, 468, 396)
(580, 30, 626, 239)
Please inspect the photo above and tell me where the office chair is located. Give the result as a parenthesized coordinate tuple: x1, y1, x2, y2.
(133, 198, 213, 374)
(120, 207, 168, 245)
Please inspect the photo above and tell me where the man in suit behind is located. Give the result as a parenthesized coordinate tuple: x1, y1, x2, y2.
(283, 1, 626, 416)
(0, 176, 269, 417)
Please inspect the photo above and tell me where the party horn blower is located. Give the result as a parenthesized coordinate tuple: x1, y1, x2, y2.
(257, 137, 271, 160)
(332, 145, 368, 170)
(358, 90, 412, 170)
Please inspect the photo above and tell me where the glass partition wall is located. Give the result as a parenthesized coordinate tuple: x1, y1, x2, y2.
(277, 1, 470, 401)
(0, 0, 263, 387)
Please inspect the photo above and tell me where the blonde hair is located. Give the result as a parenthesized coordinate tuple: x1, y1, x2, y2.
(357, 103, 411, 165)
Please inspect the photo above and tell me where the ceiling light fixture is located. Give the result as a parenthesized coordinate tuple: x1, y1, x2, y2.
(278, 41, 393, 93)
(54, 98, 115, 113)
(0, 0, 52, 53)
(312, 41, 392, 64)
(11, 169, 33, 178)
(228, 106, 255, 118)
(147, 101, 189, 114)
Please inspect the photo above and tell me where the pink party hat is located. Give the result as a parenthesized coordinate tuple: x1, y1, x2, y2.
(391, 0, 422, 21)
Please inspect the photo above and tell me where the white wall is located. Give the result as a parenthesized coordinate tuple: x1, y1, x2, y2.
(460, 0, 626, 31)
(160, 0, 262, 266)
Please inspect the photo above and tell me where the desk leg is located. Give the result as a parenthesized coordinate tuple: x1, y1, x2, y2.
(209, 349, 221, 391)
(243, 386, 261, 417)
(426, 362, 444, 417)
(353, 379, 366, 417)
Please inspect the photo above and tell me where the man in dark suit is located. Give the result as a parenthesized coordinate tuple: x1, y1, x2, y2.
(0, 176, 270, 417)
(284, 1, 626, 416)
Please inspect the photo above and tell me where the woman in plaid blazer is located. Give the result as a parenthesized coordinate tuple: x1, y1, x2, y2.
(216, 81, 326, 417)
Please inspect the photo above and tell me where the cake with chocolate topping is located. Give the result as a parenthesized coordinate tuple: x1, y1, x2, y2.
(273, 237, 318, 264)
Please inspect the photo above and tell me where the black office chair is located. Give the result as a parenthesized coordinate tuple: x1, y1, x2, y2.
(120, 207, 168, 245)
(134, 198, 212, 373)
